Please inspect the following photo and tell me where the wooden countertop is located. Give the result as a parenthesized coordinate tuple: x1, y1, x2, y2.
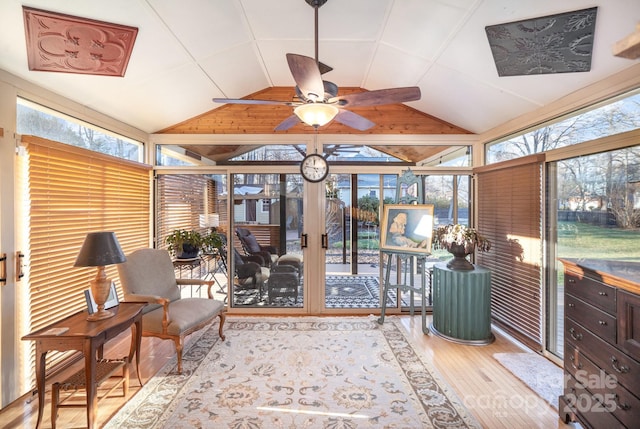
(559, 258, 640, 295)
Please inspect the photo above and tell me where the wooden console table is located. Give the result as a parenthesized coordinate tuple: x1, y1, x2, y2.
(430, 263, 494, 345)
(22, 302, 146, 429)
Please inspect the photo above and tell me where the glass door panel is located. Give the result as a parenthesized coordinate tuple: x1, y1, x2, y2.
(230, 173, 304, 309)
(324, 173, 383, 309)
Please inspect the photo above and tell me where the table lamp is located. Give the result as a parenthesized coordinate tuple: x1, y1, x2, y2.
(74, 232, 126, 321)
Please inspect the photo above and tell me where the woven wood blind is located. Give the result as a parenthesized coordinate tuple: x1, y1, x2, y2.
(475, 154, 544, 349)
(24, 135, 151, 373)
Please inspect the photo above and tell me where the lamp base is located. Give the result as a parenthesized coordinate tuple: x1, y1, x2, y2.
(87, 308, 115, 321)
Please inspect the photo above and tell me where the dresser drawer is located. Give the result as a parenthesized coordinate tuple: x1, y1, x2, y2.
(566, 294, 617, 344)
(565, 342, 640, 429)
(565, 271, 616, 314)
(565, 318, 640, 395)
(563, 373, 626, 429)
(618, 290, 640, 360)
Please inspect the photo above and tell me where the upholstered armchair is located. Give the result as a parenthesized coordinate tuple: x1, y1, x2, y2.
(236, 227, 278, 267)
(117, 248, 226, 374)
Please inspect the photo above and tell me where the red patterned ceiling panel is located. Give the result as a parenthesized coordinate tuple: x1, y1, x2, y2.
(23, 7, 138, 77)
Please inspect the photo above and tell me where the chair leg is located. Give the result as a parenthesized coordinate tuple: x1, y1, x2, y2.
(174, 337, 184, 374)
(218, 313, 226, 341)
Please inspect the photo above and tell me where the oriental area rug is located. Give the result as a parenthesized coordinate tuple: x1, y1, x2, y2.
(105, 317, 480, 429)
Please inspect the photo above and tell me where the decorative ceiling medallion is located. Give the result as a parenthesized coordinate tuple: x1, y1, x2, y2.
(485, 7, 597, 77)
(23, 6, 138, 77)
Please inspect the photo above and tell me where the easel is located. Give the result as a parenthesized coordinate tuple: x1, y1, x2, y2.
(377, 169, 430, 335)
(378, 250, 429, 334)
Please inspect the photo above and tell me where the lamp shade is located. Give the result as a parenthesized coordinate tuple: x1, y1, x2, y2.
(294, 103, 339, 127)
(74, 232, 126, 267)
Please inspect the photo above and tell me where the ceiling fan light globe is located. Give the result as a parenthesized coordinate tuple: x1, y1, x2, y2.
(294, 103, 339, 127)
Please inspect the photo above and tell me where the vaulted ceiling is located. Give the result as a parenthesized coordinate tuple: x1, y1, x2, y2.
(1, 0, 638, 140)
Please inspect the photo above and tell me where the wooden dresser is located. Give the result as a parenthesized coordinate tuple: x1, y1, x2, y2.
(559, 258, 640, 428)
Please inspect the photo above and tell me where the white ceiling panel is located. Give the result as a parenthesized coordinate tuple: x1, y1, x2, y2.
(366, 44, 431, 89)
(148, 0, 251, 60)
(381, 0, 478, 60)
(416, 63, 542, 133)
(200, 43, 270, 98)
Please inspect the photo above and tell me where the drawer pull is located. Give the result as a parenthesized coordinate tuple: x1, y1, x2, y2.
(598, 320, 607, 326)
(611, 356, 630, 374)
(569, 355, 582, 370)
(568, 303, 575, 308)
(598, 291, 607, 296)
(569, 328, 583, 341)
(568, 278, 576, 284)
(614, 394, 631, 411)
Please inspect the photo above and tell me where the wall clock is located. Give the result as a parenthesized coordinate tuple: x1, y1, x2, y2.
(300, 153, 329, 183)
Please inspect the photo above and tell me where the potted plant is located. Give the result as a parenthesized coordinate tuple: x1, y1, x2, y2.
(165, 229, 203, 259)
(433, 224, 491, 271)
(201, 231, 224, 255)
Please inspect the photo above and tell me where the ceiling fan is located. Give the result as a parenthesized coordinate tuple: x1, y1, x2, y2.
(212, 0, 421, 131)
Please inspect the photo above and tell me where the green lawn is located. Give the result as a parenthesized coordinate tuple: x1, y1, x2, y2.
(558, 221, 640, 262)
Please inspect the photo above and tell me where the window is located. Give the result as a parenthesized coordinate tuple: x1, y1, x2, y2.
(486, 90, 640, 164)
(17, 98, 143, 162)
(548, 144, 640, 358)
(19, 135, 150, 382)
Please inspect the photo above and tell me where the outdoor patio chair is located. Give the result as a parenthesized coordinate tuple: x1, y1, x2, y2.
(236, 227, 279, 267)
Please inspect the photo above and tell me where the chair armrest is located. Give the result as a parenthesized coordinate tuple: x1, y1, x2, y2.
(241, 254, 265, 266)
(249, 250, 272, 266)
(124, 293, 167, 305)
(176, 278, 215, 299)
(124, 293, 171, 332)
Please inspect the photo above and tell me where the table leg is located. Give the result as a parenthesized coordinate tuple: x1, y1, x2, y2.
(34, 348, 46, 429)
(83, 341, 98, 429)
(129, 317, 143, 386)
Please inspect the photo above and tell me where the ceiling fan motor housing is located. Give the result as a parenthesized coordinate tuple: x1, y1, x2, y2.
(305, 0, 328, 8)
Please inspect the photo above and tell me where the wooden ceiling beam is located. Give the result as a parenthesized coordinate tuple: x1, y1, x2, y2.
(613, 23, 640, 59)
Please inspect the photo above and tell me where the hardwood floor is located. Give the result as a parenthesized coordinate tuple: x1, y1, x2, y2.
(0, 314, 572, 429)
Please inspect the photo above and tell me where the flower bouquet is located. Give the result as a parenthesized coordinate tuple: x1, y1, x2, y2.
(433, 224, 491, 270)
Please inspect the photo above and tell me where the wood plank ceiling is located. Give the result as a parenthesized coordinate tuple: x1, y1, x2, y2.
(159, 87, 471, 164)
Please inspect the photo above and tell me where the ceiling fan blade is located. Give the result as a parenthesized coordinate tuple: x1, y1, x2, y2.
(212, 98, 294, 106)
(318, 61, 333, 75)
(334, 110, 375, 131)
(274, 114, 300, 131)
(329, 87, 421, 107)
(286, 53, 325, 101)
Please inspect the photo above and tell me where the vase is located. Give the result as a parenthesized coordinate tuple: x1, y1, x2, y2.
(446, 242, 474, 271)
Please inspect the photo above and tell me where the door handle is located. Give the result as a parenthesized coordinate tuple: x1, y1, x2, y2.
(301, 234, 308, 249)
(321, 234, 328, 249)
(0, 253, 6, 285)
(16, 251, 25, 281)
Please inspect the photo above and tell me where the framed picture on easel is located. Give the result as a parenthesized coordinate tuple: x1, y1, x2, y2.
(380, 204, 434, 255)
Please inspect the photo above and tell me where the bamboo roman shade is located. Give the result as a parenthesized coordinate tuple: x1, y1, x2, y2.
(475, 154, 544, 349)
(23, 135, 151, 372)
